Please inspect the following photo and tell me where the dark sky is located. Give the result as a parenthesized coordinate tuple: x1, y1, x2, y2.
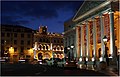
(1, 1, 83, 33)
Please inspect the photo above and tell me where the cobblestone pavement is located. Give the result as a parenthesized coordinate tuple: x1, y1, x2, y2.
(1, 63, 110, 76)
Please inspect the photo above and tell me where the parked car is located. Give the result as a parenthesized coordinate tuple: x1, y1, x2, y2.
(64, 61, 78, 68)
(42, 59, 49, 65)
(57, 58, 66, 67)
(46, 58, 55, 66)
(38, 59, 43, 64)
(18, 59, 26, 64)
(46, 58, 62, 66)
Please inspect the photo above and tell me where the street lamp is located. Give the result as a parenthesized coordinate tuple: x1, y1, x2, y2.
(71, 44, 74, 61)
(103, 36, 108, 43)
(67, 46, 70, 50)
(103, 35, 109, 66)
(67, 46, 70, 61)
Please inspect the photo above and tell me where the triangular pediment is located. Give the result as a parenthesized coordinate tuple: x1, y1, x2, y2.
(73, 0, 105, 21)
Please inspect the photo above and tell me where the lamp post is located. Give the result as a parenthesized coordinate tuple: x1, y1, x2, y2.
(103, 35, 109, 66)
(71, 44, 74, 61)
(67, 46, 70, 61)
(9, 45, 14, 63)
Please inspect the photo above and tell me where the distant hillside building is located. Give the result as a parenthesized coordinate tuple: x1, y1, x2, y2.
(33, 26, 64, 60)
(1, 24, 34, 62)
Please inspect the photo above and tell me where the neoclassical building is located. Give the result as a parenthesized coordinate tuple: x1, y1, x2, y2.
(64, 0, 119, 64)
(33, 26, 64, 60)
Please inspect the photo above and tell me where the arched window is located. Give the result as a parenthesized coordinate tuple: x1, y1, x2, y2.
(53, 45, 56, 51)
(43, 45, 45, 50)
(61, 40, 63, 43)
(46, 45, 48, 50)
(39, 38, 42, 42)
(57, 47, 59, 50)
(43, 39, 45, 42)
(54, 40, 56, 43)
(57, 40, 59, 43)
(61, 47, 63, 51)
(39, 45, 42, 50)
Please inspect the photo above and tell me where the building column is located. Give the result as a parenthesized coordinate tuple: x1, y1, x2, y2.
(76, 26, 80, 59)
(73, 34, 76, 60)
(33, 42, 38, 59)
(81, 26, 84, 59)
(92, 17, 97, 60)
(109, 10, 116, 61)
(119, 18, 120, 55)
(100, 14, 105, 61)
(86, 21, 90, 60)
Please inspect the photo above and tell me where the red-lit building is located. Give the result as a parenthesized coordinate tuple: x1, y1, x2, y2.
(64, 0, 119, 66)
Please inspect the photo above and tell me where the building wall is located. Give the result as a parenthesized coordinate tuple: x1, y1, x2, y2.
(1, 24, 34, 62)
(64, 20, 77, 61)
(33, 26, 64, 60)
(64, 0, 119, 62)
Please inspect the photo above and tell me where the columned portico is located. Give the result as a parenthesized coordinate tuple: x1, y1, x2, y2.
(86, 21, 90, 60)
(64, 0, 119, 69)
(76, 26, 81, 59)
(80, 25, 83, 58)
(109, 9, 116, 61)
(92, 17, 97, 60)
(99, 14, 105, 61)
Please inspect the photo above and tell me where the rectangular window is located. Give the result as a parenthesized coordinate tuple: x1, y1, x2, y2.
(21, 34, 24, 38)
(1, 33, 5, 37)
(6, 40, 10, 44)
(7, 33, 10, 37)
(27, 34, 31, 38)
(27, 40, 30, 45)
(14, 47, 17, 52)
(54, 40, 56, 43)
(14, 33, 17, 37)
(21, 47, 24, 53)
(1, 40, 4, 44)
(11, 33, 13, 37)
(61, 40, 63, 43)
(14, 40, 17, 45)
(21, 40, 24, 45)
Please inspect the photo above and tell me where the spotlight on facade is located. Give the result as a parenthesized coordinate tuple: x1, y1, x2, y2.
(118, 48, 120, 55)
(70, 44, 74, 49)
(9, 46, 14, 54)
(67, 47, 70, 50)
(86, 57, 88, 61)
(79, 58, 82, 62)
(92, 57, 95, 61)
(99, 57, 103, 61)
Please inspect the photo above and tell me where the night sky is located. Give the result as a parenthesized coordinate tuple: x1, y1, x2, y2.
(1, 1, 83, 33)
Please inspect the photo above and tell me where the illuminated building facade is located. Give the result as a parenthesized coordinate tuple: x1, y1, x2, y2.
(33, 26, 64, 60)
(64, 0, 119, 64)
(1, 24, 34, 62)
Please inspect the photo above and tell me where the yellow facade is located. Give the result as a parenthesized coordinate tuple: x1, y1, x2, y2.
(1, 25, 34, 63)
(33, 26, 64, 60)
